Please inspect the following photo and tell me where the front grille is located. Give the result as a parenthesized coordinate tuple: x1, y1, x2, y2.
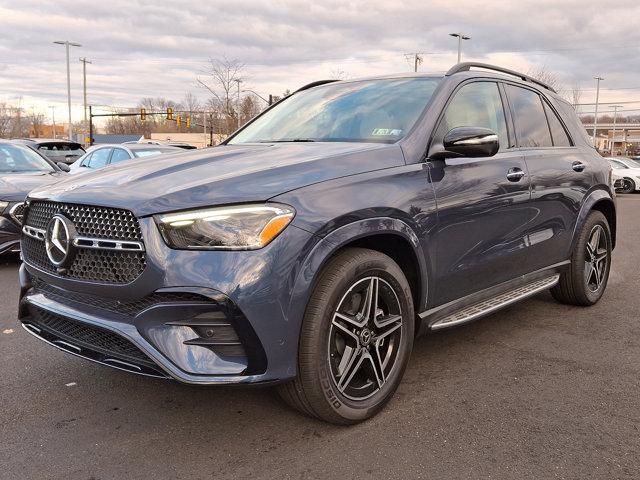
(32, 276, 215, 317)
(22, 201, 146, 284)
(31, 306, 152, 365)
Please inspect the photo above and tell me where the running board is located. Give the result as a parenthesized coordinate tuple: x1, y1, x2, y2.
(430, 274, 560, 330)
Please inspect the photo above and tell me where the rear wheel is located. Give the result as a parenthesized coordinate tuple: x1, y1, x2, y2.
(278, 247, 414, 424)
(551, 210, 611, 306)
(620, 178, 636, 194)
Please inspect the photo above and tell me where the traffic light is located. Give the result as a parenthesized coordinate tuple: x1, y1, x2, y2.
(140, 108, 146, 121)
(186, 116, 191, 129)
(176, 115, 181, 126)
(166, 107, 173, 120)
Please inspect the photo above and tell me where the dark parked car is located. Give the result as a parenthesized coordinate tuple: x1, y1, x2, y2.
(0, 142, 67, 254)
(68, 144, 184, 174)
(18, 63, 616, 424)
(13, 138, 86, 164)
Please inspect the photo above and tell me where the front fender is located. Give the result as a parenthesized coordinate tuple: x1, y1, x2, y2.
(571, 188, 617, 251)
(285, 217, 428, 350)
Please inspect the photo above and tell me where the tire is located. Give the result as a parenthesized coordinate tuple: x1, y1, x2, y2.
(278, 247, 415, 425)
(620, 178, 636, 194)
(551, 210, 612, 306)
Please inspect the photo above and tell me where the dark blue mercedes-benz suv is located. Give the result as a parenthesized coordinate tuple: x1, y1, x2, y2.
(18, 63, 615, 424)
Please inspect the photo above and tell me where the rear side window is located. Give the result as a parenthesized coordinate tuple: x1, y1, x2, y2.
(87, 148, 111, 168)
(436, 81, 509, 150)
(543, 101, 572, 147)
(505, 85, 552, 148)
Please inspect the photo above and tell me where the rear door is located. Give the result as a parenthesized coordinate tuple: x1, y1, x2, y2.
(86, 148, 112, 169)
(429, 80, 532, 306)
(108, 148, 132, 165)
(504, 84, 591, 269)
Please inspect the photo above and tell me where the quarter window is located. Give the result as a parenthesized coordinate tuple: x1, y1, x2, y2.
(543, 101, 572, 147)
(505, 85, 553, 148)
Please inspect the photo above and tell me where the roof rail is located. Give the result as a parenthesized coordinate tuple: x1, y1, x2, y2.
(446, 62, 557, 93)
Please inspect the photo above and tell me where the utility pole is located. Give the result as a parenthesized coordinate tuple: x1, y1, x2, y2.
(592, 76, 604, 147)
(49, 106, 56, 139)
(79, 57, 92, 123)
(234, 79, 242, 129)
(449, 33, 471, 63)
(404, 53, 423, 72)
(609, 105, 622, 155)
(53, 40, 82, 140)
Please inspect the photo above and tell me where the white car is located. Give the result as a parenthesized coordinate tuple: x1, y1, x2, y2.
(68, 143, 183, 174)
(607, 157, 640, 194)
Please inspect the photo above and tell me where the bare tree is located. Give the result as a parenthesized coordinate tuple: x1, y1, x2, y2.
(28, 111, 45, 138)
(329, 67, 350, 80)
(0, 103, 13, 138)
(527, 65, 564, 93)
(571, 82, 582, 110)
(197, 56, 245, 123)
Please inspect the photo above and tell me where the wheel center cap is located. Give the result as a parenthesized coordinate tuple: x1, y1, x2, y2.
(359, 328, 373, 346)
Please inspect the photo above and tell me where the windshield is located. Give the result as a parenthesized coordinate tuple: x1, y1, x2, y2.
(0, 144, 54, 173)
(623, 158, 640, 168)
(229, 77, 441, 144)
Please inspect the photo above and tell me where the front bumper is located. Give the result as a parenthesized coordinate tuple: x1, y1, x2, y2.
(18, 218, 319, 385)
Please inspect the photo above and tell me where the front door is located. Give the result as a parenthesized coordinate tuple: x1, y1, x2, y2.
(428, 80, 533, 306)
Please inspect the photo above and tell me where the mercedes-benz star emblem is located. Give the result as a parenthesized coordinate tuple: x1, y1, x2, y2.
(45, 214, 76, 267)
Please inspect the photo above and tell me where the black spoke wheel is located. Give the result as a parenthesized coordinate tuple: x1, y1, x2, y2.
(277, 248, 415, 424)
(328, 276, 404, 401)
(551, 210, 612, 306)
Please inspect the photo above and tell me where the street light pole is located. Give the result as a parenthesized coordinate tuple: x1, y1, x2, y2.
(49, 106, 56, 139)
(234, 79, 242, 129)
(79, 57, 92, 123)
(449, 33, 471, 63)
(53, 40, 82, 140)
(592, 75, 604, 147)
(610, 105, 622, 155)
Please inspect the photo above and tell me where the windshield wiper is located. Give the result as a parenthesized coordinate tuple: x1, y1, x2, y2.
(258, 138, 316, 143)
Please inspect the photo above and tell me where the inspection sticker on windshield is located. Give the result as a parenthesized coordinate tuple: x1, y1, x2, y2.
(371, 128, 402, 136)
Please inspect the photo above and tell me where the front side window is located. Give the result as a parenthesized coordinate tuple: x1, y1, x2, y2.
(436, 81, 509, 150)
(506, 85, 553, 148)
(0, 144, 54, 173)
(87, 148, 111, 168)
(229, 77, 441, 144)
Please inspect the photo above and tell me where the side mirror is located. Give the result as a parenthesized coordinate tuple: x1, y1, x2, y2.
(430, 127, 499, 160)
(56, 162, 70, 172)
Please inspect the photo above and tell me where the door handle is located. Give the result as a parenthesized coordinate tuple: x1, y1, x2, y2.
(572, 161, 586, 172)
(506, 167, 526, 182)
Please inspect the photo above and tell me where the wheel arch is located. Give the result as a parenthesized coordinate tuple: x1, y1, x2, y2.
(572, 189, 617, 250)
(287, 217, 429, 339)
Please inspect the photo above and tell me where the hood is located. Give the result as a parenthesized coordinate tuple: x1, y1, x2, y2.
(0, 171, 65, 202)
(28, 142, 404, 216)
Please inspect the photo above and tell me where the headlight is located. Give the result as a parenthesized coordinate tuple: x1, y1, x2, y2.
(156, 203, 295, 250)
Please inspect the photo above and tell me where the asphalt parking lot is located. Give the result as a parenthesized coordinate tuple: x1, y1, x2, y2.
(2, 195, 639, 480)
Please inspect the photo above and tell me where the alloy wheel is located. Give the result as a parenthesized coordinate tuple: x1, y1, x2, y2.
(584, 224, 608, 292)
(327, 276, 403, 401)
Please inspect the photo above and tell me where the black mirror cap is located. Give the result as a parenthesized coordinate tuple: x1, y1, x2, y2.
(430, 127, 500, 160)
(56, 162, 71, 172)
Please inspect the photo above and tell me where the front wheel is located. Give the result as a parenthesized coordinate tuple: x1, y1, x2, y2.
(551, 210, 612, 306)
(278, 248, 415, 424)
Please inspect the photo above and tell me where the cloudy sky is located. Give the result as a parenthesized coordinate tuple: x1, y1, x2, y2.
(2, 0, 640, 123)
